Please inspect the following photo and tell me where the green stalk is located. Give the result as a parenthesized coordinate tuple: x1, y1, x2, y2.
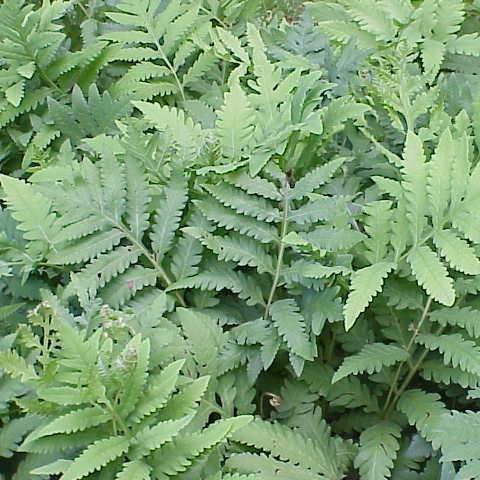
(147, 24, 186, 102)
(383, 296, 433, 415)
(114, 220, 187, 307)
(264, 179, 290, 319)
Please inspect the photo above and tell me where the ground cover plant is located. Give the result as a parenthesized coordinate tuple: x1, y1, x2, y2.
(1, 0, 480, 478)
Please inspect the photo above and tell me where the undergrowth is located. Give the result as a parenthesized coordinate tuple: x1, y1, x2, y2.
(1, 0, 480, 479)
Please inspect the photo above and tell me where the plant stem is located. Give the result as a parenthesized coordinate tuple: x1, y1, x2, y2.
(147, 24, 186, 102)
(264, 179, 290, 318)
(115, 221, 187, 307)
(383, 296, 433, 415)
(385, 324, 446, 417)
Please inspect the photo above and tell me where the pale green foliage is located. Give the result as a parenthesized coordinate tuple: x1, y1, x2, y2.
(332, 343, 408, 383)
(1, 3, 480, 479)
(308, 0, 480, 78)
(354, 422, 401, 480)
(229, 415, 343, 480)
(0, 301, 251, 479)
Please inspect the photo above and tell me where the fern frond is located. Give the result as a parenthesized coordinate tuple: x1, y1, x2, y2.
(49, 229, 125, 265)
(344, 262, 394, 331)
(226, 452, 321, 480)
(158, 376, 211, 421)
(150, 168, 188, 262)
(332, 343, 408, 383)
(0, 349, 37, 382)
(420, 359, 480, 388)
(303, 226, 364, 252)
(204, 183, 280, 222)
(196, 198, 278, 244)
(67, 246, 141, 302)
(217, 81, 254, 160)
(129, 359, 184, 423)
(402, 132, 428, 243)
(230, 418, 340, 479)
(124, 156, 151, 241)
(270, 299, 314, 361)
(131, 415, 192, 457)
(24, 407, 109, 444)
(170, 232, 202, 281)
(98, 266, 157, 307)
(397, 389, 447, 447)
(433, 229, 480, 275)
(0, 175, 59, 247)
(363, 201, 393, 263)
(427, 128, 452, 226)
(407, 246, 455, 306)
(61, 436, 130, 480)
(170, 263, 265, 306)
(287, 197, 341, 225)
(354, 422, 401, 480)
(429, 307, 480, 338)
(186, 228, 275, 274)
(116, 461, 151, 480)
(152, 417, 252, 477)
(225, 171, 281, 201)
(290, 158, 347, 200)
(415, 333, 480, 376)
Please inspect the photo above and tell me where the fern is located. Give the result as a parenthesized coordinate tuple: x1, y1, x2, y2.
(332, 343, 409, 383)
(354, 422, 401, 480)
(344, 263, 394, 330)
(0, 300, 251, 478)
(230, 417, 341, 480)
(2, 152, 193, 308)
(1, 4, 480, 480)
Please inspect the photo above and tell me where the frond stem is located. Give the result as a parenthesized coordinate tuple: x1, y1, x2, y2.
(264, 178, 289, 318)
(147, 24, 186, 102)
(383, 295, 433, 415)
(115, 221, 187, 307)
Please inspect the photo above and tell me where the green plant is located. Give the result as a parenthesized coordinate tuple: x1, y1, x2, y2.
(0, 299, 251, 479)
(2, 1, 480, 479)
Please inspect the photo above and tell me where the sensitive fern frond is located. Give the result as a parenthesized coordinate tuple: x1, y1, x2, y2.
(344, 262, 394, 330)
(354, 422, 401, 480)
(270, 299, 314, 362)
(332, 343, 409, 383)
(230, 418, 341, 480)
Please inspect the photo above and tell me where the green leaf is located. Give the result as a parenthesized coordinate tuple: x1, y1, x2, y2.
(289, 158, 347, 200)
(131, 415, 193, 457)
(407, 246, 455, 306)
(332, 343, 409, 383)
(429, 306, 480, 338)
(116, 461, 151, 480)
(415, 333, 480, 376)
(204, 182, 280, 222)
(427, 129, 453, 226)
(397, 389, 447, 447)
(0, 175, 58, 245)
(421, 39, 445, 76)
(344, 262, 394, 330)
(402, 132, 428, 243)
(150, 168, 188, 262)
(61, 436, 130, 480)
(354, 422, 401, 480)
(25, 407, 109, 444)
(217, 81, 254, 160)
(125, 156, 150, 241)
(270, 299, 314, 361)
(5, 81, 25, 107)
(130, 359, 184, 423)
(230, 418, 339, 479)
(433, 229, 480, 275)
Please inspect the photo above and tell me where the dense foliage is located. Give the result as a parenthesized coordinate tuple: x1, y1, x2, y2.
(1, 0, 480, 478)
